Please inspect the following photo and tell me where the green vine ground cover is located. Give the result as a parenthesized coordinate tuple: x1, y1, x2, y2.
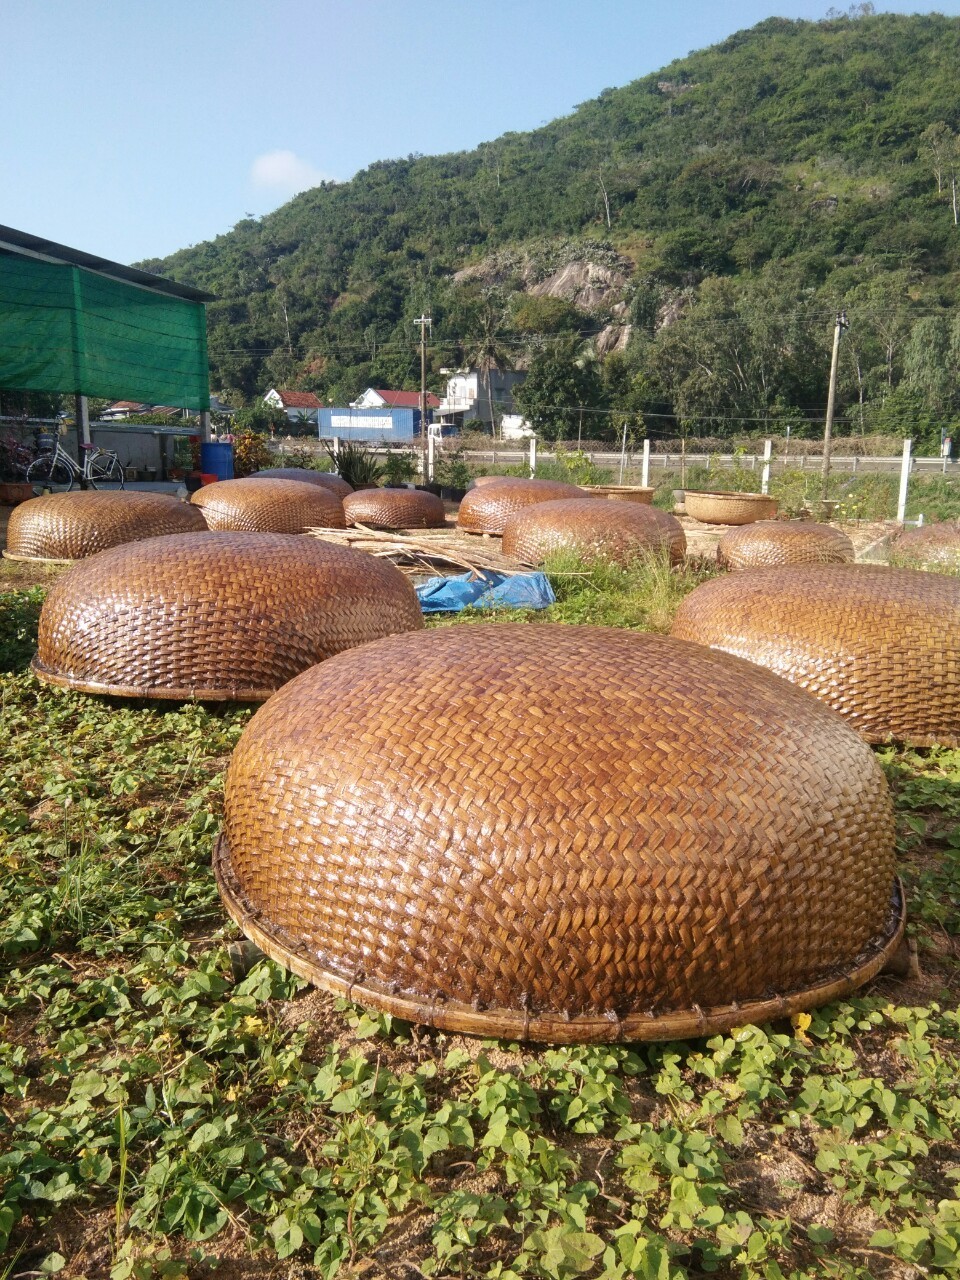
(2, 578, 960, 1280)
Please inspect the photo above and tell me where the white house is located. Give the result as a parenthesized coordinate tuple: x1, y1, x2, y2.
(436, 368, 526, 430)
(263, 388, 323, 424)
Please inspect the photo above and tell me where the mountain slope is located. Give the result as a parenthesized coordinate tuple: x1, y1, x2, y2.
(141, 10, 960, 434)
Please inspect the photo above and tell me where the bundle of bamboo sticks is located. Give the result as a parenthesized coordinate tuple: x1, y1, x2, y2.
(305, 524, 528, 576)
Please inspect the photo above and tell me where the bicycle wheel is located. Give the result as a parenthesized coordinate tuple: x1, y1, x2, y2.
(26, 453, 74, 493)
(87, 453, 125, 489)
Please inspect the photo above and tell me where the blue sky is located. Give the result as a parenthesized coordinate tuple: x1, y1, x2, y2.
(4, 0, 958, 265)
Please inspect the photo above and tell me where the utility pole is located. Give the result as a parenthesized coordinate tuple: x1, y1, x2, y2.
(821, 310, 848, 501)
(414, 315, 432, 482)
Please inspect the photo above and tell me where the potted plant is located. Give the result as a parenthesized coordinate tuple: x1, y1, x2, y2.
(434, 447, 472, 502)
(0, 431, 36, 505)
(323, 440, 381, 489)
(381, 450, 418, 488)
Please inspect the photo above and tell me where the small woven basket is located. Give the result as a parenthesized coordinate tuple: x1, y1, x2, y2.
(191, 477, 345, 532)
(672, 563, 960, 746)
(684, 490, 779, 525)
(718, 520, 854, 571)
(502, 498, 686, 567)
(33, 532, 423, 701)
(4, 491, 207, 563)
(457, 478, 584, 535)
(343, 488, 446, 530)
(889, 521, 960, 573)
(251, 468, 353, 499)
(581, 485, 656, 505)
(215, 624, 900, 1043)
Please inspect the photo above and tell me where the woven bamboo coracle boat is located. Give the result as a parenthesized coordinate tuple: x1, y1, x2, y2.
(343, 487, 446, 530)
(672, 564, 960, 746)
(717, 520, 855, 571)
(251, 468, 353, 499)
(457, 478, 583, 535)
(32, 532, 423, 701)
(502, 498, 686, 567)
(191, 477, 345, 532)
(3, 491, 207, 563)
(684, 491, 779, 525)
(889, 521, 960, 573)
(214, 624, 902, 1043)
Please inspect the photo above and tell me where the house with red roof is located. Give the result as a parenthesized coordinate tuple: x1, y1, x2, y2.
(350, 387, 439, 431)
(263, 388, 323, 424)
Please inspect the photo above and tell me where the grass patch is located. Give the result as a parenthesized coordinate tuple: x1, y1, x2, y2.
(1, 587, 959, 1278)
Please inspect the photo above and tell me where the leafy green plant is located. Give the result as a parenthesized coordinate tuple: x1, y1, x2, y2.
(231, 429, 273, 478)
(324, 440, 381, 488)
(381, 450, 418, 486)
(435, 445, 472, 490)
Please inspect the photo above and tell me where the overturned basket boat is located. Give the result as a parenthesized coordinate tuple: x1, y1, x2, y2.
(251, 468, 353, 499)
(718, 520, 854, 571)
(215, 624, 901, 1043)
(191, 477, 345, 532)
(3, 490, 207, 563)
(502, 497, 686, 567)
(32, 532, 422, 701)
(673, 563, 960, 746)
(457, 478, 583, 535)
(684, 490, 778, 525)
(888, 520, 960, 574)
(343, 487, 446, 530)
(581, 485, 656, 505)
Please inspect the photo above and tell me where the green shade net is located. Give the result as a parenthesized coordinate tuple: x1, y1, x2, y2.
(0, 251, 209, 410)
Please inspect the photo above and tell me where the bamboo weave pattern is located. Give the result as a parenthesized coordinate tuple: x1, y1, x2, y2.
(457, 479, 584, 535)
(5, 491, 207, 562)
(502, 498, 686, 566)
(718, 521, 854, 570)
(33, 532, 422, 700)
(252, 468, 353, 498)
(191, 477, 345, 532)
(672, 564, 960, 746)
(215, 624, 899, 1042)
(343, 488, 447, 530)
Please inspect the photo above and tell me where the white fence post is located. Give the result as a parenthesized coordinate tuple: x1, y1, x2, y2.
(641, 438, 650, 488)
(761, 438, 772, 495)
(529, 437, 537, 477)
(332, 436, 340, 458)
(897, 438, 912, 523)
(427, 433, 436, 483)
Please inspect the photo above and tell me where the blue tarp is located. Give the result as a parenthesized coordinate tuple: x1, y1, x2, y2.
(415, 571, 556, 613)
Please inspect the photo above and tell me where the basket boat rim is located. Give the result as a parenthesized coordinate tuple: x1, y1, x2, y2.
(31, 654, 274, 703)
(213, 833, 905, 1044)
(684, 490, 778, 501)
(2, 549, 74, 565)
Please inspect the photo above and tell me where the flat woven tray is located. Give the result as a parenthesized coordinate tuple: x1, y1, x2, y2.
(192, 477, 345, 532)
(32, 531, 422, 701)
(215, 624, 900, 1042)
(684, 490, 779, 525)
(502, 497, 686, 567)
(458, 478, 584, 535)
(343, 488, 446, 530)
(673, 563, 960, 745)
(252, 468, 353, 499)
(5, 490, 207, 562)
(718, 520, 854, 570)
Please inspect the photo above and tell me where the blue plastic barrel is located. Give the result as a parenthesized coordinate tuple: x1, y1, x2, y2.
(200, 441, 234, 480)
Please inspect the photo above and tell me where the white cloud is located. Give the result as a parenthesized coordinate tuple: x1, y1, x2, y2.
(250, 150, 334, 195)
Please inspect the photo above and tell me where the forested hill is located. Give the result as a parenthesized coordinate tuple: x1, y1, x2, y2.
(141, 9, 960, 443)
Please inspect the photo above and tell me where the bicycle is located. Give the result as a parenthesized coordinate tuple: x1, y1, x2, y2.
(27, 438, 125, 493)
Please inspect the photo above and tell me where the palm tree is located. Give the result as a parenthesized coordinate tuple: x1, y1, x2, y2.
(464, 296, 514, 443)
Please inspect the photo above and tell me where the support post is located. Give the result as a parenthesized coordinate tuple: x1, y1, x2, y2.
(641, 438, 650, 488)
(332, 436, 340, 458)
(74, 393, 91, 489)
(760, 438, 772, 495)
(618, 422, 628, 484)
(427, 432, 436, 484)
(199, 411, 211, 443)
(822, 311, 848, 500)
(897, 438, 912, 523)
(529, 436, 537, 478)
(414, 314, 432, 484)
